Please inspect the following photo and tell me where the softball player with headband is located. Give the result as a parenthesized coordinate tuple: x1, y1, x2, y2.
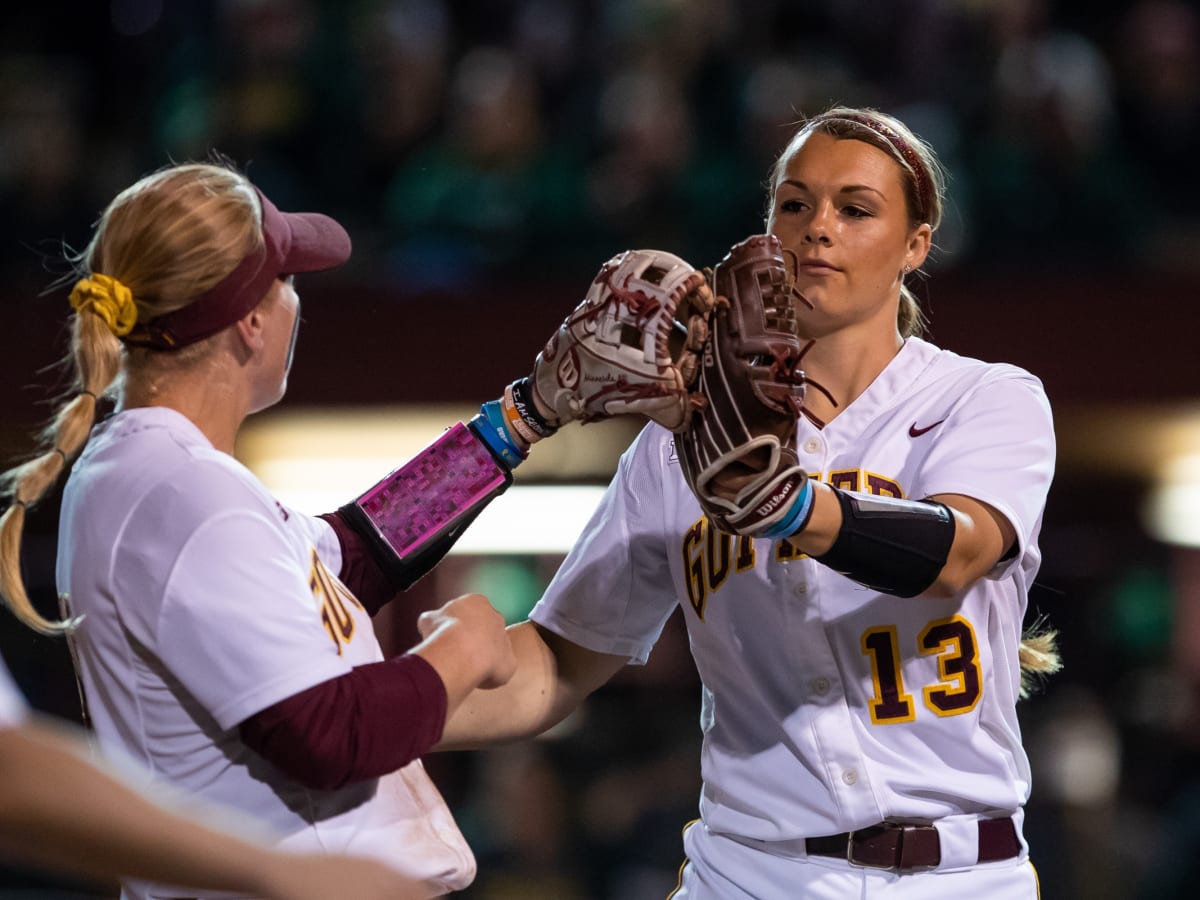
(0, 655, 429, 899)
(0, 159, 699, 899)
(438, 106, 1061, 898)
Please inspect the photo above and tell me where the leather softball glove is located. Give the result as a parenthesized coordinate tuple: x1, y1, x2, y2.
(530, 248, 716, 431)
(676, 234, 811, 536)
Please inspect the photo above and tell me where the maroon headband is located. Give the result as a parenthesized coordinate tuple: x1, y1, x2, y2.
(123, 188, 352, 350)
(817, 113, 934, 222)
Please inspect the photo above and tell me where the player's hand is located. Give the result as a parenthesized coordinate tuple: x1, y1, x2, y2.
(260, 851, 442, 899)
(414, 594, 517, 705)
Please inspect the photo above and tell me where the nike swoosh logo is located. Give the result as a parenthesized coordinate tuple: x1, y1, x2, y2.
(909, 418, 946, 438)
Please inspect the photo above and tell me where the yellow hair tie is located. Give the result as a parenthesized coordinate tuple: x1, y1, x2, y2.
(69, 274, 138, 337)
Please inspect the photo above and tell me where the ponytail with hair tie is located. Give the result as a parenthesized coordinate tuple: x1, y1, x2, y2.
(69, 274, 138, 337)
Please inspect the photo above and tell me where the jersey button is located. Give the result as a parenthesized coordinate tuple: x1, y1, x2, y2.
(793, 582, 808, 596)
(812, 677, 831, 695)
(841, 769, 859, 786)
(803, 438, 822, 454)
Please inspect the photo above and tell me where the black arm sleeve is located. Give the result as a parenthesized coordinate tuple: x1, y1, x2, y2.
(814, 489, 956, 598)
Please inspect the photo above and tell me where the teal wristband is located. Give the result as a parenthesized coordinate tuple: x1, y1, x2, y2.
(760, 479, 815, 539)
(472, 401, 526, 469)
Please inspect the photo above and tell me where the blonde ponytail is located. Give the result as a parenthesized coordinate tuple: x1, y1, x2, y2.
(1018, 622, 1062, 699)
(0, 306, 123, 633)
(898, 285, 928, 339)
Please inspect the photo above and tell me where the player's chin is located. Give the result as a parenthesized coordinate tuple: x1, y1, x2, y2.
(250, 380, 289, 416)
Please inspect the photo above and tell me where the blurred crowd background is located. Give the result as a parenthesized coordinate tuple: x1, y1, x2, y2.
(3, 0, 1200, 284)
(2, 0, 1200, 898)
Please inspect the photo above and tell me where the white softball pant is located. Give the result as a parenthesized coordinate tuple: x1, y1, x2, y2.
(669, 821, 1040, 899)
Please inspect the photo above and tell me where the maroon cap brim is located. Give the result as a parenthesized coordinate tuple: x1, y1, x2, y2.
(122, 188, 352, 350)
(269, 196, 352, 275)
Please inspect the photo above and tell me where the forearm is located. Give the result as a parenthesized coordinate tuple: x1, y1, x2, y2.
(787, 484, 1009, 598)
(241, 590, 518, 770)
(436, 622, 561, 748)
(437, 621, 620, 749)
(0, 721, 284, 893)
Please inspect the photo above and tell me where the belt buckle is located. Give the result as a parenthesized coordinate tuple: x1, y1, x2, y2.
(845, 824, 895, 871)
(845, 823, 939, 873)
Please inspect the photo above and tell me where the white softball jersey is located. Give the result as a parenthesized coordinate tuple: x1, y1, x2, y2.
(531, 338, 1054, 859)
(0, 658, 28, 730)
(56, 407, 473, 900)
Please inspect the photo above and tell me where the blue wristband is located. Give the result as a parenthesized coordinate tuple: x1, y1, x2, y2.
(471, 401, 526, 469)
(759, 479, 815, 539)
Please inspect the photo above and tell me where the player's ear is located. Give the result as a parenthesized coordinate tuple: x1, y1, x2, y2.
(904, 222, 932, 273)
(233, 301, 268, 354)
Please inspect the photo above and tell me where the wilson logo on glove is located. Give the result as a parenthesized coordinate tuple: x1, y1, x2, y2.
(756, 479, 796, 517)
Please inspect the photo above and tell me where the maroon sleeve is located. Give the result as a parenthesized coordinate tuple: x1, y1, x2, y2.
(238, 653, 447, 791)
(318, 510, 399, 616)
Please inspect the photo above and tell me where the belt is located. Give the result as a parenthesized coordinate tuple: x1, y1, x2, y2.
(805, 816, 1020, 873)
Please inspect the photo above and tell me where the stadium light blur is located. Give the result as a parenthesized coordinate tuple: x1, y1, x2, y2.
(1146, 451, 1200, 549)
(1056, 405, 1200, 549)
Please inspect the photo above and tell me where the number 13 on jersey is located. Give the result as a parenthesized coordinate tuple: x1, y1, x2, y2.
(862, 615, 982, 725)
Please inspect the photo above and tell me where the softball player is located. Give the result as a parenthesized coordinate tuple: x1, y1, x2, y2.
(0, 162, 522, 900)
(439, 107, 1059, 898)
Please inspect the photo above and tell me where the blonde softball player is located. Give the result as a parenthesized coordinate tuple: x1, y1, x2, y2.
(0, 163, 515, 899)
(437, 106, 1060, 898)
